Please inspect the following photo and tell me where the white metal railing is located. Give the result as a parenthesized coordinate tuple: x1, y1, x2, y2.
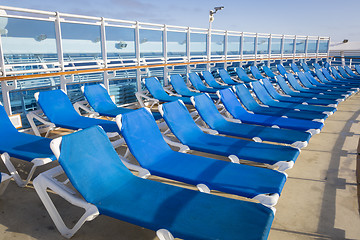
(0, 5, 330, 115)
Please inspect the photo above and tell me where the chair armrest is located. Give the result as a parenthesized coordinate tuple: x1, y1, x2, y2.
(73, 101, 99, 118)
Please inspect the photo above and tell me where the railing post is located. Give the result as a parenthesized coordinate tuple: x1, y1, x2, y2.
(239, 32, 244, 67)
(224, 31, 228, 69)
(163, 24, 168, 86)
(100, 17, 110, 92)
(280, 35, 285, 64)
(54, 12, 68, 92)
(254, 33, 258, 63)
(0, 29, 12, 115)
(305, 36, 309, 61)
(186, 27, 191, 82)
(267, 34, 272, 67)
(135, 21, 141, 92)
(206, 22, 212, 71)
(315, 36, 320, 63)
(292, 35, 297, 63)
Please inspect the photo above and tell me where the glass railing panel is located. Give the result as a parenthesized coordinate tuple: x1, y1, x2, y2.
(319, 39, 329, 53)
(190, 33, 206, 56)
(227, 35, 241, 55)
(167, 31, 186, 57)
(257, 37, 269, 54)
(271, 38, 282, 54)
(61, 22, 102, 61)
(139, 29, 163, 58)
(307, 40, 317, 53)
(283, 38, 294, 54)
(106, 26, 135, 59)
(243, 36, 255, 55)
(211, 34, 224, 55)
(296, 39, 306, 53)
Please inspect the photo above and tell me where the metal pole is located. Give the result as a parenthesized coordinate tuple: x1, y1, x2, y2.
(280, 35, 285, 64)
(224, 31, 228, 69)
(135, 21, 141, 92)
(100, 17, 110, 92)
(267, 34, 272, 67)
(186, 27, 191, 82)
(206, 18, 212, 71)
(163, 24, 168, 85)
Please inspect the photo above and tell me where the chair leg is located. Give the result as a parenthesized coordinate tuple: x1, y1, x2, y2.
(33, 166, 99, 239)
(156, 229, 174, 240)
(0, 173, 11, 196)
(1, 153, 52, 187)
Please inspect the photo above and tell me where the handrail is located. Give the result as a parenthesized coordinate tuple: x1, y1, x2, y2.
(0, 56, 323, 82)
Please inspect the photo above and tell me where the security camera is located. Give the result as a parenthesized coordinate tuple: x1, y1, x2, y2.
(214, 6, 224, 11)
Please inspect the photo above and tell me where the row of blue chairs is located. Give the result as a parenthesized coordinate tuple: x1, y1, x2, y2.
(1, 61, 359, 239)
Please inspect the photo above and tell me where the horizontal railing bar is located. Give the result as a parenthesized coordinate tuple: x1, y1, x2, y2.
(0, 56, 324, 81)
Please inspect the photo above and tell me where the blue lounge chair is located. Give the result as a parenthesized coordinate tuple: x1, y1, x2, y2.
(35, 89, 121, 136)
(263, 78, 338, 107)
(0, 104, 56, 187)
(202, 71, 229, 89)
(170, 74, 219, 100)
(117, 108, 287, 205)
(313, 62, 322, 70)
(313, 70, 360, 89)
(262, 66, 277, 78)
(276, 64, 288, 76)
(286, 73, 349, 98)
(160, 100, 299, 170)
(0, 172, 11, 195)
(144, 77, 192, 104)
(300, 62, 312, 72)
(290, 63, 301, 73)
(82, 84, 162, 120)
(218, 69, 241, 85)
(330, 66, 348, 81)
(345, 65, 360, 78)
(297, 72, 355, 95)
(234, 84, 325, 122)
(188, 72, 218, 93)
(235, 67, 256, 83)
(34, 125, 276, 239)
(355, 65, 360, 75)
(338, 66, 360, 80)
(218, 88, 323, 134)
(191, 93, 311, 148)
(250, 66, 265, 80)
(252, 81, 334, 116)
(275, 75, 342, 103)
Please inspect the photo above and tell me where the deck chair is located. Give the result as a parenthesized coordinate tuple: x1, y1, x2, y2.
(34, 125, 276, 240)
(31, 89, 124, 147)
(345, 65, 360, 78)
(233, 84, 325, 122)
(276, 64, 288, 76)
(0, 104, 56, 187)
(313, 62, 322, 70)
(188, 72, 218, 93)
(218, 88, 323, 134)
(300, 62, 312, 72)
(275, 75, 342, 103)
(330, 67, 348, 81)
(290, 63, 301, 73)
(82, 84, 162, 120)
(0, 173, 11, 195)
(263, 78, 337, 107)
(117, 108, 287, 206)
(218, 69, 241, 85)
(252, 81, 334, 116)
(262, 66, 277, 78)
(286, 73, 349, 98)
(170, 74, 218, 100)
(322, 68, 360, 86)
(338, 66, 360, 80)
(297, 72, 355, 95)
(313, 70, 360, 89)
(235, 67, 256, 83)
(160, 100, 299, 170)
(190, 93, 311, 148)
(250, 66, 265, 80)
(144, 77, 192, 104)
(202, 71, 229, 89)
(355, 65, 360, 75)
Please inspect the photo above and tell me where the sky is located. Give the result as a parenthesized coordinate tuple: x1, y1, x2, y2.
(0, 0, 359, 43)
